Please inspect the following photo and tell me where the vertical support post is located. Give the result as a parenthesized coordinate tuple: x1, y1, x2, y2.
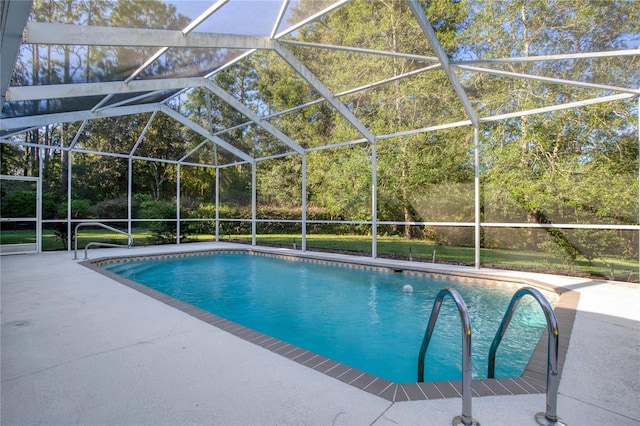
(67, 151, 72, 251)
(176, 164, 181, 245)
(127, 157, 133, 236)
(301, 152, 307, 252)
(251, 162, 256, 246)
(474, 125, 481, 269)
(128, 111, 154, 239)
(37, 150, 43, 253)
(213, 138, 220, 242)
(215, 166, 220, 242)
(371, 138, 377, 259)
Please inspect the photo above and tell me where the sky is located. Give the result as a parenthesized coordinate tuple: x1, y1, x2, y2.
(167, 0, 293, 36)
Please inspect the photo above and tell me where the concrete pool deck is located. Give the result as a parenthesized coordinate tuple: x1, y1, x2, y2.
(1, 242, 639, 425)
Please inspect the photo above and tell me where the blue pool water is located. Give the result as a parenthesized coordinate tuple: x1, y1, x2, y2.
(105, 252, 548, 383)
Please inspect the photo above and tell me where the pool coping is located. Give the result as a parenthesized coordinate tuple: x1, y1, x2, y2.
(82, 247, 580, 402)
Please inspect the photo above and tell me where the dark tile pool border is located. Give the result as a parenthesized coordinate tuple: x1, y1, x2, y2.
(82, 248, 580, 402)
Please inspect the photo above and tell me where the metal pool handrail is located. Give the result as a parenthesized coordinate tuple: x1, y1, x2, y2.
(418, 288, 479, 426)
(488, 287, 566, 426)
(73, 222, 133, 260)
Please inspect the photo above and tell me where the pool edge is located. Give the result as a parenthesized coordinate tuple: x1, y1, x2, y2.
(80, 247, 580, 402)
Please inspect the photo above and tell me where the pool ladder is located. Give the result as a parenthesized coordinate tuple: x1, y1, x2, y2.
(418, 287, 565, 426)
(489, 287, 566, 426)
(73, 222, 133, 260)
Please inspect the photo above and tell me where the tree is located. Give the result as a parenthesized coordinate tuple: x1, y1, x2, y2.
(462, 0, 639, 260)
(273, 0, 471, 235)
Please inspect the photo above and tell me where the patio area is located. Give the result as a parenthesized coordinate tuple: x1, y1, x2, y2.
(1, 242, 639, 425)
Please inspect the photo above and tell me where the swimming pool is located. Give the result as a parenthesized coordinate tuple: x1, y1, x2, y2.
(103, 250, 550, 384)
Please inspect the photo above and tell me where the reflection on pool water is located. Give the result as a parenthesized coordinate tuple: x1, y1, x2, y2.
(106, 252, 549, 383)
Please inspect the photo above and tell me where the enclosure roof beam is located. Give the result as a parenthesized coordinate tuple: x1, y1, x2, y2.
(274, 0, 349, 40)
(179, 140, 210, 163)
(95, 90, 167, 112)
(479, 93, 637, 123)
(453, 48, 640, 65)
(0, 136, 225, 168)
(406, 0, 479, 127)
(254, 150, 298, 163)
(159, 104, 254, 164)
(202, 79, 305, 154)
(274, 42, 375, 143)
(0, 126, 40, 140)
(129, 111, 158, 157)
(336, 64, 441, 98)
(211, 63, 441, 140)
(454, 64, 640, 96)
(5, 77, 205, 102)
(305, 138, 369, 153)
(107, 0, 228, 116)
(22, 22, 274, 50)
(270, 0, 290, 39)
(68, 120, 89, 150)
(1, 0, 32, 104)
(182, 0, 230, 35)
(377, 120, 474, 141)
(279, 40, 439, 63)
(0, 104, 159, 131)
(122, 1, 228, 86)
(205, 50, 256, 79)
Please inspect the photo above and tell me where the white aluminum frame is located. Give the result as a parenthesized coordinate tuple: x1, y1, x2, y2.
(0, 174, 41, 254)
(0, 0, 637, 271)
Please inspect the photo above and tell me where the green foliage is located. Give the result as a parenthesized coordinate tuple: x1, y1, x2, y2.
(183, 203, 341, 236)
(94, 198, 136, 219)
(46, 198, 93, 249)
(256, 157, 303, 207)
(41, 194, 58, 220)
(138, 199, 183, 243)
(56, 199, 93, 219)
(308, 147, 372, 221)
(1, 191, 36, 217)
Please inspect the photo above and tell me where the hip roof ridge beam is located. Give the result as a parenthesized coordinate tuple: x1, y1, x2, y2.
(273, 42, 375, 144)
(5, 77, 204, 102)
(406, 0, 478, 127)
(159, 105, 254, 163)
(23, 22, 273, 50)
(201, 79, 304, 154)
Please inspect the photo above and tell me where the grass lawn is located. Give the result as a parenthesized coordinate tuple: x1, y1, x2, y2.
(0, 229, 153, 251)
(252, 234, 638, 282)
(1, 229, 637, 282)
